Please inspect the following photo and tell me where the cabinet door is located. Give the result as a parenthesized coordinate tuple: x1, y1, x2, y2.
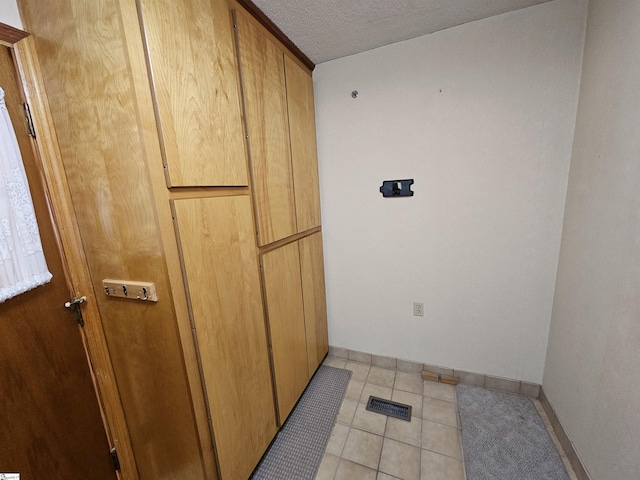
(173, 196, 276, 480)
(261, 242, 309, 422)
(299, 232, 329, 375)
(139, 0, 248, 187)
(235, 12, 297, 245)
(284, 56, 322, 232)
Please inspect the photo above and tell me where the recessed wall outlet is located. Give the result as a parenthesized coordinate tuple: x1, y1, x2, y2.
(413, 302, 424, 317)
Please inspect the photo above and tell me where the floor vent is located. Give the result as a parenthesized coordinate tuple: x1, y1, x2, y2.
(366, 396, 412, 421)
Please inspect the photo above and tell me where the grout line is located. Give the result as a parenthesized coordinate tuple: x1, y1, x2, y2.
(323, 355, 466, 480)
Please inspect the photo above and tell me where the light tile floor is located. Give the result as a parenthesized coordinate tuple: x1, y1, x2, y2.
(317, 356, 465, 480)
(317, 356, 578, 480)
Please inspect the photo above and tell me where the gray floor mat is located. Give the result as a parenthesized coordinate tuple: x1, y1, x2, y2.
(456, 383, 569, 480)
(251, 365, 351, 480)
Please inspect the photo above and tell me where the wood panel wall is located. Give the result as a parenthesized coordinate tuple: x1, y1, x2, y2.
(16, 0, 321, 478)
(17, 1, 210, 478)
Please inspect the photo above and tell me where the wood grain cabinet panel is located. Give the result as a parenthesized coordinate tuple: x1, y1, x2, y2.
(299, 232, 329, 375)
(18, 1, 210, 478)
(261, 242, 310, 422)
(235, 11, 297, 245)
(284, 56, 322, 232)
(19, 0, 326, 477)
(173, 195, 277, 480)
(235, 11, 322, 245)
(261, 233, 329, 421)
(139, 0, 248, 187)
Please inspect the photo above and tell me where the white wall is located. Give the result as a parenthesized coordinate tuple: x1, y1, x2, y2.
(0, 0, 22, 28)
(543, 0, 640, 478)
(314, 0, 587, 383)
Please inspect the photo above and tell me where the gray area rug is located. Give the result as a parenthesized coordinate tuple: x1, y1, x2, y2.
(251, 365, 351, 480)
(456, 383, 570, 480)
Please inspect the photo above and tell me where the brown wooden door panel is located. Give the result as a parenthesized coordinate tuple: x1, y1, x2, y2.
(18, 1, 210, 477)
(0, 45, 115, 480)
(284, 56, 322, 232)
(235, 11, 297, 246)
(139, 0, 248, 187)
(299, 232, 329, 376)
(172, 195, 276, 480)
(261, 241, 309, 422)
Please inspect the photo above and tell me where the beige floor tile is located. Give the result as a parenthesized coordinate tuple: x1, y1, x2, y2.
(315, 453, 340, 480)
(367, 366, 396, 388)
(324, 356, 348, 369)
(379, 438, 421, 480)
(394, 372, 424, 394)
(361, 383, 393, 402)
(420, 449, 465, 480)
(377, 473, 402, 480)
(421, 420, 462, 459)
(326, 423, 350, 456)
(335, 459, 378, 480)
(422, 397, 458, 428)
(392, 390, 423, 418)
(317, 357, 475, 480)
(346, 380, 365, 401)
(352, 402, 388, 436)
(342, 428, 384, 470)
(345, 361, 371, 382)
(337, 398, 358, 425)
(386, 416, 422, 448)
(423, 382, 456, 402)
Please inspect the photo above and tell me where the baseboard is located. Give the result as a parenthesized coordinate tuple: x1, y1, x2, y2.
(539, 388, 592, 480)
(328, 345, 540, 398)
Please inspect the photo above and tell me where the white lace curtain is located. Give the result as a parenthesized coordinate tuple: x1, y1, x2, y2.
(0, 86, 52, 302)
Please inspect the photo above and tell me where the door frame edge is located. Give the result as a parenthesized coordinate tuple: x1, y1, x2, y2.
(4, 27, 139, 480)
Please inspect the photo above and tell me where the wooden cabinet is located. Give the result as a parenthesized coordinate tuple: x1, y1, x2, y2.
(19, 0, 327, 479)
(285, 57, 322, 233)
(261, 242, 309, 422)
(235, 11, 322, 246)
(234, 9, 327, 429)
(299, 232, 329, 375)
(173, 195, 276, 480)
(235, 11, 296, 245)
(261, 232, 329, 421)
(138, 0, 247, 187)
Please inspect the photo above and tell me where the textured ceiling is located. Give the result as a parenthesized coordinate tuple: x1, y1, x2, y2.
(251, 0, 554, 64)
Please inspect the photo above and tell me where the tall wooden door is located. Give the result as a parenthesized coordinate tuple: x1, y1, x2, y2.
(0, 45, 116, 480)
(284, 56, 322, 233)
(138, 0, 248, 187)
(299, 232, 329, 376)
(261, 242, 309, 423)
(172, 195, 277, 480)
(235, 11, 297, 246)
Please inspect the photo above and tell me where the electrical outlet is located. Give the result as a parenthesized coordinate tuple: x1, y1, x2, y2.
(413, 302, 424, 317)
